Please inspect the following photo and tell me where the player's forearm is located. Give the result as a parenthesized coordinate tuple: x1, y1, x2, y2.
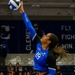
(21, 12, 36, 40)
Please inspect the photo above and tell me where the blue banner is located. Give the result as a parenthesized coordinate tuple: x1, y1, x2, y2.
(0, 20, 75, 53)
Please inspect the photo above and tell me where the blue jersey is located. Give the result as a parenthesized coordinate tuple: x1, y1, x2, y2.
(21, 12, 56, 75)
(33, 43, 48, 72)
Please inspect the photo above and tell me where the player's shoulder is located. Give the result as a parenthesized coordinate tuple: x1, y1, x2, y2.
(48, 50, 56, 58)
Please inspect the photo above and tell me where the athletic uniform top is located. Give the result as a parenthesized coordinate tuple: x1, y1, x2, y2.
(33, 35, 56, 72)
(21, 12, 56, 75)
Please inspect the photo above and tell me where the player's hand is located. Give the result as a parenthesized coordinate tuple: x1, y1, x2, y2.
(19, 1, 24, 13)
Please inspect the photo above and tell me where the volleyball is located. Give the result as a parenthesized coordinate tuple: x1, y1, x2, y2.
(8, 0, 21, 10)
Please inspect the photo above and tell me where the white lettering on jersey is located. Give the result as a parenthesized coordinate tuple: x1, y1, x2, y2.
(37, 47, 41, 51)
(25, 14, 28, 22)
(35, 52, 41, 60)
(35, 52, 46, 60)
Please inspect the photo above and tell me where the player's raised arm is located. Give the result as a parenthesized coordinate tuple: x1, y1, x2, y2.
(19, 1, 36, 40)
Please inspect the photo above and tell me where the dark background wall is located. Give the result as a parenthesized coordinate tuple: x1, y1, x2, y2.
(0, 20, 75, 54)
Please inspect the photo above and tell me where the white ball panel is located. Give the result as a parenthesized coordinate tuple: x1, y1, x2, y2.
(8, 0, 21, 10)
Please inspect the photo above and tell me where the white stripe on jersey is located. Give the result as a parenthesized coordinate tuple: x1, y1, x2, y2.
(32, 33, 37, 41)
(48, 67, 56, 70)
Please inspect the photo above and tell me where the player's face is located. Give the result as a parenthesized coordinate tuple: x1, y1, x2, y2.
(40, 33, 51, 44)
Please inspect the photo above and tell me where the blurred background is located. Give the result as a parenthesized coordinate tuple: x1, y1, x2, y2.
(0, 0, 75, 75)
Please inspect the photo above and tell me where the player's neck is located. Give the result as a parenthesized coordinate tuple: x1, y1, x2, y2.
(42, 44, 49, 50)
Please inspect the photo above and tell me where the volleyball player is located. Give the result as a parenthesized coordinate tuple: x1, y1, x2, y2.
(18, 1, 69, 75)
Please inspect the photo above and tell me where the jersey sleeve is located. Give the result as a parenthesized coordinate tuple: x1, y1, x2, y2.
(21, 12, 36, 41)
(31, 35, 40, 52)
(47, 50, 56, 75)
(33, 35, 40, 43)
